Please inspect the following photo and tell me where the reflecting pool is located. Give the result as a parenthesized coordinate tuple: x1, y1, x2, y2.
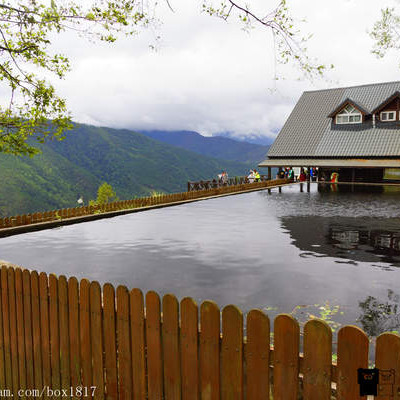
(1, 183, 400, 336)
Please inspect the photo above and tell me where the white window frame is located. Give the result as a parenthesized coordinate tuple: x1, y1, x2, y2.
(380, 111, 396, 122)
(335, 105, 362, 124)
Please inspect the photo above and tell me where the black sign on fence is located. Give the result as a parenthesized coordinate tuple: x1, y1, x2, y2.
(358, 368, 379, 396)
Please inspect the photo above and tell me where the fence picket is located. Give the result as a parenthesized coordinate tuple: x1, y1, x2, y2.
(90, 282, 104, 399)
(30, 271, 42, 391)
(68, 277, 80, 399)
(221, 305, 243, 400)
(39, 272, 51, 398)
(59, 276, 71, 391)
(303, 319, 332, 400)
(273, 314, 300, 400)
(15, 268, 27, 399)
(30, 271, 43, 390)
(162, 294, 181, 400)
(146, 291, 163, 400)
(246, 309, 270, 400)
(130, 288, 146, 400)
(200, 300, 220, 400)
(49, 274, 61, 391)
(1, 266, 12, 390)
(336, 326, 369, 400)
(375, 333, 400, 400)
(117, 286, 132, 400)
(8, 267, 19, 397)
(79, 279, 92, 398)
(0, 267, 5, 389)
(180, 297, 199, 400)
(22, 269, 34, 397)
(103, 283, 118, 400)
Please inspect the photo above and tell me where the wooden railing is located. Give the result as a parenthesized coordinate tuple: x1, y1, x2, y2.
(0, 264, 398, 399)
(0, 178, 290, 231)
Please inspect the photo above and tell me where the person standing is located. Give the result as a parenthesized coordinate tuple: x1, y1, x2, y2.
(299, 168, 306, 182)
(222, 171, 228, 185)
(330, 171, 339, 183)
(248, 169, 255, 183)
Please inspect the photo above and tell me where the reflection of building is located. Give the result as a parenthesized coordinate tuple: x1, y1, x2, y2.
(330, 227, 400, 253)
(317, 182, 400, 194)
(330, 229, 363, 250)
(281, 216, 400, 265)
(259, 81, 400, 183)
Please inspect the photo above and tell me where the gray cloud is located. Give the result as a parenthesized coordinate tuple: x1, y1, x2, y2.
(39, 0, 400, 138)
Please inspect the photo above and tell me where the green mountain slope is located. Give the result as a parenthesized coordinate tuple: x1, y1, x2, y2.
(0, 146, 100, 217)
(139, 130, 270, 164)
(0, 124, 251, 216)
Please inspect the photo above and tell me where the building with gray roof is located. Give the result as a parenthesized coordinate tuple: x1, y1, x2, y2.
(259, 81, 400, 181)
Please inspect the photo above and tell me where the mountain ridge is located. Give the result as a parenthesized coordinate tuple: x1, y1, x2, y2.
(0, 124, 256, 216)
(138, 130, 270, 164)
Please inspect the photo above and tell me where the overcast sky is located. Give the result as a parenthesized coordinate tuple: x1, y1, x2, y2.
(50, 0, 400, 140)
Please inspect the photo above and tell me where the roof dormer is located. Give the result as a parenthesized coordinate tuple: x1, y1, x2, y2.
(371, 91, 400, 122)
(328, 99, 367, 125)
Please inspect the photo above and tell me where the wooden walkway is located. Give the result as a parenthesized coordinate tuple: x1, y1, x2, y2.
(0, 179, 292, 238)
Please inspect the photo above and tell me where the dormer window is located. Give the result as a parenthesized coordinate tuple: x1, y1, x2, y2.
(380, 111, 396, 121)
(335, 105, 362, 124)
(371, 91, 400, 122)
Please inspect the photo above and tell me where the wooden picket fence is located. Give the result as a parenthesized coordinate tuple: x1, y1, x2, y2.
(0, 264, 399, 399)
(0, 178, 290, 231)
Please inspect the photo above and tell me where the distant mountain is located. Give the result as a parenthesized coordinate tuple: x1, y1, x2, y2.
(0, 124, 252, 217)
(138, 130, 269, 164)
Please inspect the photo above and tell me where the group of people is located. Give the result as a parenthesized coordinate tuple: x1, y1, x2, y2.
(277, 167, 295, 180)
(248, 169, 261, 183)
(217, 169, 262, 185)
(317, 170, 340, 183)
(216, 167, 340, 185)
(277, 167, 320, 182)
(298, 167, 318, 182)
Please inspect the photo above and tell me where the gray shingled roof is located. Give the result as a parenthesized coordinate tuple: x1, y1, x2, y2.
(267, 81, 400, 158)
(259, 158, 400, 168)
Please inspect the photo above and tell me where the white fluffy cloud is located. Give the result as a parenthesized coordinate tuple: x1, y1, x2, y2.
(48, 0, 400, 139)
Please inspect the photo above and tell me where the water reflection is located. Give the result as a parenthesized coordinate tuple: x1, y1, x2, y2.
(281, 216, 400, 268)
(317, 182, 400, 195)
(1, 184, 400, 333)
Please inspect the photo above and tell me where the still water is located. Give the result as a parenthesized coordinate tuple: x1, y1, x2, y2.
(1, 183, 400, 336)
